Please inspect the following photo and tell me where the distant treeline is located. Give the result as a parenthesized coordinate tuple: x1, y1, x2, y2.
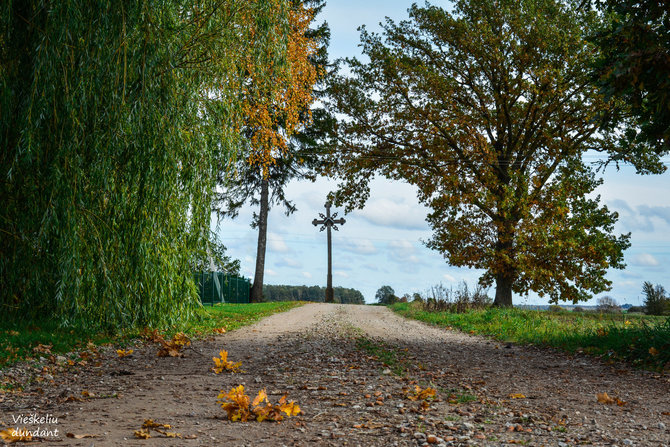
(263, 285, 364, 304)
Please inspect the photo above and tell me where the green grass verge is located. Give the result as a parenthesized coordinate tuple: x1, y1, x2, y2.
(0, 301, 302, 370)
(390, 302, 670, 370)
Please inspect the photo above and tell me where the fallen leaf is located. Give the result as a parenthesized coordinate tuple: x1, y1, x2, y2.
(81, 390, 94, 398)
(596, 392, 615, 404)
(649, 347, 659, 356)
(213, 327, 226, 334)
(212, 349, 243, 374)
(509, 393, 526, 399)
(142, 419, 171, 429)
(117, 349, 134, 358)
(0, 427, 32, 443)
(134, 429, 151, 439)
(66, 433, 97, 439)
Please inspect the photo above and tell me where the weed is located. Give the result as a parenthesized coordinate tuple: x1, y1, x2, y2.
(355, 337, 408, 376)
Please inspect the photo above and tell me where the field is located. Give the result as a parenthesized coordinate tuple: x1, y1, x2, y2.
(391, 302, 670, 371)
(0, 301, 302, 370)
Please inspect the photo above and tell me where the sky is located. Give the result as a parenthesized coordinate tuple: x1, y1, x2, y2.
(216, 0, 670, 306)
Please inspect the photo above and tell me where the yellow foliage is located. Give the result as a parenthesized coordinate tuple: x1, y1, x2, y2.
(0, 427, 32, 443)
(212, 349, 243, 374)
(117, 349, 133, 358)
(406, 385, 437, 401)
(218, 386, 302, 422)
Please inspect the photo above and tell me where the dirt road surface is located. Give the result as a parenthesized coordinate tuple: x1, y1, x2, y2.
(1, 303, 669, 446)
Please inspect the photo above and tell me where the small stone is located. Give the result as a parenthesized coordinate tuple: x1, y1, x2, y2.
(658, 422, 667, 430)
(56, 355, 67, 363)
(558, 442, 569, 447)
(461, 422, 475, 431)
(382, 368, 392, 375)
(414, 432, 427, 440)
(623, 440, 633, 446)
(427, 435, 438, 444)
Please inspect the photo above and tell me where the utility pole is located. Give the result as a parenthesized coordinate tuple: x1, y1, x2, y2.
(312, 202, 346, 303)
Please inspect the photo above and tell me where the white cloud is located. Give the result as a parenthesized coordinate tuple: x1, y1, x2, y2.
(354, 198, 427, 230)
(341, 239, 377, 255)
(631, 253, 660, 267)
(268, 232, 290, 253)
(389, 239, 416, 258)
(302, 271, 312, 279)
(334, 270, 350, 278)
(266, 269, 278, 276)
(443, 273, 456, 282)
(280, 256, 302, 268)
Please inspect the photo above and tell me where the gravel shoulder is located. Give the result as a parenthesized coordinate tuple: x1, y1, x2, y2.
(1, 303, 669, 446)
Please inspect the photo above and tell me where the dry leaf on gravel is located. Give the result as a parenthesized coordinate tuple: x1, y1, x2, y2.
(597, 392, 626, 406)
(134, 429, 151, 439)
(406, 385, 436, 401)
(66, 433, 97, 439)
(212, 349, 243, 374)
(0, 428, 32, 443)
(509, 393, 526, 399)
(117, 349, 133, 358)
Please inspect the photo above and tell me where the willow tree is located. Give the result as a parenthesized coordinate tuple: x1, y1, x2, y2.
(218, 0, 324, 302)
(326, 0, 637, 306)
(0, 1, 291, 329)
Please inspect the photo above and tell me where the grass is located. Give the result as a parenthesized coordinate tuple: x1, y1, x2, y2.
(0, 301, 302, 370)
(355, 337, 409, 376)
(390, 302, 670, 371)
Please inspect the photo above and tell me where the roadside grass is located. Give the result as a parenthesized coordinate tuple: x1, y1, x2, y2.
(0, 301, 302, 370)
(390, 302, 670, 371)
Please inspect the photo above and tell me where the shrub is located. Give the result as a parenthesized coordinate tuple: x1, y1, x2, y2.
(626, 306, 646, 314)
(572, 306, 584, 312)
(643, 282, 670, 316)
(549, 305, 564, 312)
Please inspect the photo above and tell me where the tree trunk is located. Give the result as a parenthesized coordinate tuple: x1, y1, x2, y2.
(493, 273, 514, 307)
(250, 178, 269, 303)
(492, 222, 516, 307)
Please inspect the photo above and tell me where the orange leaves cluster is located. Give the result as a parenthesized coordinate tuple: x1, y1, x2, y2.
(133, 419, 182, 439)
(212, 349, 243, 374)
(143, 330, 190, 357)
(406, 385, 437, 401)
(0, 428, 32, 443)
(596, 392, 626, 406)
(217, 385, 301, 422)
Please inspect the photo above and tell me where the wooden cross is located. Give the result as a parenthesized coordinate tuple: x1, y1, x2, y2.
(312, 202, 346, 303)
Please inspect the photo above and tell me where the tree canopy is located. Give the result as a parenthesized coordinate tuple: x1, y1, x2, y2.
(591, 0, 670, 157)
(325, 0, 639, 306)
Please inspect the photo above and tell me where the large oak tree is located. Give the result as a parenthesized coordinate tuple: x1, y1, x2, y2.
(325, 0, 635, 306)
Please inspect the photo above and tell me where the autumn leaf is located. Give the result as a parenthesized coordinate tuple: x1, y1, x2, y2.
(406, 385, 437, 401)
(509, 393, 526, 399)
(649, 347, 659, 356)
(81, 390, 95, 398)
(142, 420, 171, 430)
(0, 427, 32, 443)
(596, 392, 624, 405)
(32, 343, 52, 354)
(252, 389, 268, 407)
(117, 349, 133, 358)
(66, 433, 97, 439)
(213, 327, 226, 334)
(157, 332, 191, 357)
(212, 349, 243, 373)
(134, 429, 151, 439)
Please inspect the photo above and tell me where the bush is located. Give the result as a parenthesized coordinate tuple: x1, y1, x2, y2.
(643, 282, 670, 316)
(420, 281, 491, 313)
(572, 306, 584, 312)
(626, 306, 646, 314)
(549, 305, 564, 312)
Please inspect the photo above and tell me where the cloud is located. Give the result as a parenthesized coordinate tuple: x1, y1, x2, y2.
(267, 232, 290, 253)
(341, 239, 377, 255)
(630, 253, 660, 267)
(609, 199, 670, 233)
(443, 273, 456, 282)
(334, 270, 350, 278)
(302, 271, 312, 279)
(354, 198, 428, 231)
(266, 269, 278, 276)
(280, 256, 302, 268)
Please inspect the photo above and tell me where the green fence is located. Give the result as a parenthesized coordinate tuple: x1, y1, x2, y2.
(193, 272, 250, 305)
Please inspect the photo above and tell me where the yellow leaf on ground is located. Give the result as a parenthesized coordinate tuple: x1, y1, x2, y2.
(597, 392, 615, 404)
(117, 349, 133, 358)
(134, 429, 151, 439)
(0, 427, 32, 443)
(252, 389, 268, 407)
(509, 393, 526, 399)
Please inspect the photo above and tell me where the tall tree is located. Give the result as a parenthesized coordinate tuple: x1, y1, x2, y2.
(0, 0, 291, 329)
(325, 0, 637, 306)
(217, 0, 328, 302)
(590, 0, 670, 158)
